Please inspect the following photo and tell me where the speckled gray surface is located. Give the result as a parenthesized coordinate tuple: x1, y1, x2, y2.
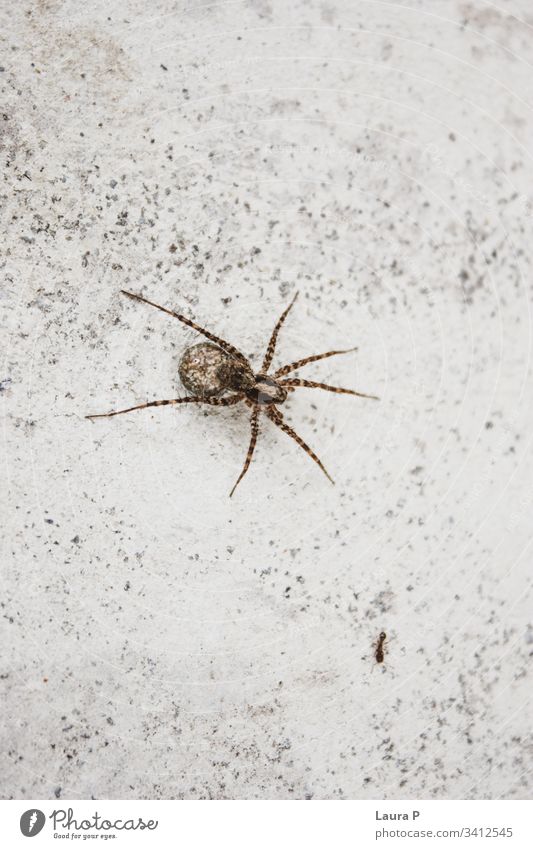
(2, 0, 533, 800)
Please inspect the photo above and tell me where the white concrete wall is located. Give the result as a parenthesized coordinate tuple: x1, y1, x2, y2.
(1, 0, 532, 799)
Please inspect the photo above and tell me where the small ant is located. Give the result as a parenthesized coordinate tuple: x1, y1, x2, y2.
(375, 631, 387, 664)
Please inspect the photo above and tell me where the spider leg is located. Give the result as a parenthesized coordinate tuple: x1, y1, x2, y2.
(274, 347, 357, 378)
(86, 393, 243, 419)
(229, 406, 260, 497)
(280, 378, 379, 400)
(120, 290, 248, 364)
(266, 406, 334, 485)
(261, 291, 299, 372)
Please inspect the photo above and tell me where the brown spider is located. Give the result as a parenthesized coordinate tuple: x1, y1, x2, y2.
(86, 290, 378, 496)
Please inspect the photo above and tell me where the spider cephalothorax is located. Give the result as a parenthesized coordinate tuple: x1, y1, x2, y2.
(87, 290, 378, 496)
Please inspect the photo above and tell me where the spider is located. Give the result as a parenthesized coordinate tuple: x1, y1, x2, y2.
(86, 290, 378, 496)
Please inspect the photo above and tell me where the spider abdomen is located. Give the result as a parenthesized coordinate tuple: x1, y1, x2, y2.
(179, 342, 234, 397)
(179, 342, 255, 397)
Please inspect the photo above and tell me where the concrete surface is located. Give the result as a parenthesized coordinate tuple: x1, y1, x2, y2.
(1, 0, 532, 800)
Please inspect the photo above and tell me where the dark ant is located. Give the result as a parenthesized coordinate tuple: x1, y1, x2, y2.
(375, 631, 387, 664)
